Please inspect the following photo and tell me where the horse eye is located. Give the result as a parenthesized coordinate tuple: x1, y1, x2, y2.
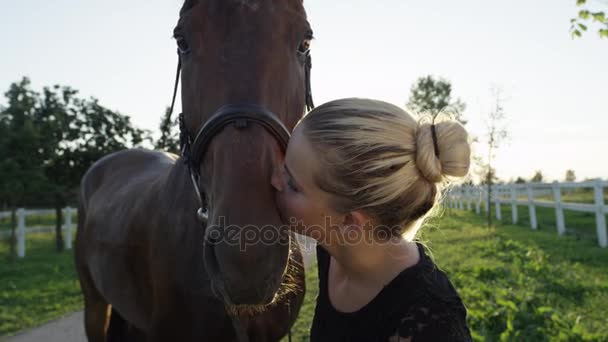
(176, 36, 191, 54)
(298, 39, 312, 54)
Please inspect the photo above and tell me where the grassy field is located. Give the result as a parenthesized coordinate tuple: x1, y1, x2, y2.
(2, 210, 608, 341)
(0, 233, 82, 336)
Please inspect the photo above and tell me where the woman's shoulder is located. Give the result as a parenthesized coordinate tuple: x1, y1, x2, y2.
(384, 244, 472, 341)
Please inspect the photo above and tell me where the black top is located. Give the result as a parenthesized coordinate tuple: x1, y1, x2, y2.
(310, 243, 472, 342)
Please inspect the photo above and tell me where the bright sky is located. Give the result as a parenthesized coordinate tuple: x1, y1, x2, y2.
(1, 0, 607, 182)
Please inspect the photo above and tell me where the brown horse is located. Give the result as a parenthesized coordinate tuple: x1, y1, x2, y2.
(75, 0, 313, 340)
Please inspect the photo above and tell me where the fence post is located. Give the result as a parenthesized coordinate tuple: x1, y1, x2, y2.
(466, 187, 472, 211)
(510, 184, 518, 224)
(593, 180, 607, 248)
(475, 187, 481, 215)
(17, 208, 26, 258)
(552, 181, 566, 236)
(64, 207, 73, 250)
(527, 184, 538, 230)
(495, 186, 502, 221)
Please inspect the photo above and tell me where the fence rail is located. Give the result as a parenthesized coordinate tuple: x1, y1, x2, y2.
(445, 179, 608, 248)
(0, 207, 75, 257)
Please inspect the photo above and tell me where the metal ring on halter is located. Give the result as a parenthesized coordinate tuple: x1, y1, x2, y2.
(189, 170, 209, 223)
(197, 207, 208, 223)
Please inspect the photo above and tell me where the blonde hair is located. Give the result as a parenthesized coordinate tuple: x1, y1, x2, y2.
(300, 98, 471, 240)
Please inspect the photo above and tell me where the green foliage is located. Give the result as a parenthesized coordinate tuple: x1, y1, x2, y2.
(0, 79, 49, 208)
(0, 77, 150, 208)
(565, 169, 577, 182)
(155, 106, 180, 154)
(429, 211, 608, 340)
(571, 0, 608, 40)
(406, 75, 467, 124)
(1, 77, 150, 253)
(514, 177, 526, 184)
(531, 170, 544, 183)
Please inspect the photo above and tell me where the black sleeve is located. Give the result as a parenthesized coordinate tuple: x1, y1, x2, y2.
(387, 303, 472, 342)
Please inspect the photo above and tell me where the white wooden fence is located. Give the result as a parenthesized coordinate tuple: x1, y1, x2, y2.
(444, 179, 608, 248)
(0, 207, 75, 258)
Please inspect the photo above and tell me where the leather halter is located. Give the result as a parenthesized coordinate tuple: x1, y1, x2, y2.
(191, 104, 291, 165)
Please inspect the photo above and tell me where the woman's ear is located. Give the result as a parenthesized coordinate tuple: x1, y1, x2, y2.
(342, 210, 370, 231)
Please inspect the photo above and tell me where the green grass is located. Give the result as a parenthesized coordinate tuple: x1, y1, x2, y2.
(3, 210, 608, 341)
(0, 233, 82, 336)
(423, 210, 607, 341)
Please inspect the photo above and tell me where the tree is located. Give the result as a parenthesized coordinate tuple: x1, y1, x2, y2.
(515, 177, 527, 184)
(1, 78, 150, 253)
(155, 106, 180, 154)
(481, 87, 508, 228)
(571, 0, 608, 39)
(406, 75, 467, 124)
(531, 170, 544, 183)
(0, 78, 49, 261)
(42, 92, 150, 251)
(565, 169, 576, 182)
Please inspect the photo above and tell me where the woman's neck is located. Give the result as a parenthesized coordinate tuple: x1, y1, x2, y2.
(321, 237, 420, 288)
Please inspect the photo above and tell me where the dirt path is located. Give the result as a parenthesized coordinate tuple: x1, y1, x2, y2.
(3, 237, 316, 342)
(4, 311, 85, 342)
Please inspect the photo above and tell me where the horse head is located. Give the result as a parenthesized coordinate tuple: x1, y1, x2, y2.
(174, 0, 313, 308)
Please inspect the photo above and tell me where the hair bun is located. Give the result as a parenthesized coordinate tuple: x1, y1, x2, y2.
(415, 119, 471, 183)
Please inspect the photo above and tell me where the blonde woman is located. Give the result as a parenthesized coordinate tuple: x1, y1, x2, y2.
(272, 98, 473, 341)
